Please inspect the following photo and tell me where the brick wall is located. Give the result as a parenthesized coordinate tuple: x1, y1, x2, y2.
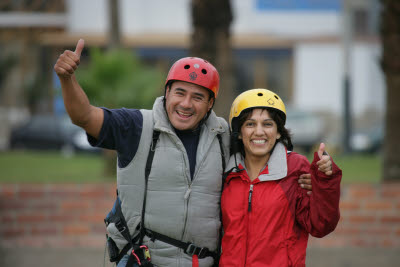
(1, 183, 399, 249)
(309, 183, 400, 248)
(0, 184, 116, 248)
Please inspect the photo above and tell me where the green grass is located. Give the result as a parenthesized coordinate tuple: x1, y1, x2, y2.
(0, 150, 382, 184)
(0, 150, 115, 183)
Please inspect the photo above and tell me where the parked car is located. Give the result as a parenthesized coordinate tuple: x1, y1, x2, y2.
(9, 114, 99, 154)
(350, 125, 384, 153)
(285, 108, 326, 153)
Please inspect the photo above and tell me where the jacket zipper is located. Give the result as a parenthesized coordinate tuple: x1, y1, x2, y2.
(248, 184, 254, 212)
(244, 183, 254, 266)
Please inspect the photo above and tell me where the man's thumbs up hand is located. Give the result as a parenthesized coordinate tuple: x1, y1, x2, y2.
(54, 39, 85, 79)
(316, 143, 333, 176)
(74, 39, 85, 58)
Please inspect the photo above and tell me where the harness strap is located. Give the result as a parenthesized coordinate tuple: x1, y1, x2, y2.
(216, 134, 226, 172)
(139, 131, 160, 244)
(214, 134, 226, 266)
(114, 194, 135, 249)
(144, 229, 217, 259)
(108, 131, 160, 266)
(125, 130, 160, 267)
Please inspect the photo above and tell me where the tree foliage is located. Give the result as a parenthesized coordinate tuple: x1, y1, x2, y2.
(76, 48, 164, 109)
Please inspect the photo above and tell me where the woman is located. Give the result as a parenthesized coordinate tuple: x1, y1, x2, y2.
(219, 89, 341, 266)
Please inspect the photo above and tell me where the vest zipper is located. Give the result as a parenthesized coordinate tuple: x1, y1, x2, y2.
(184, 186, 192, 200)
(181, 179, 191, 242)
(171, 131, 191, 241)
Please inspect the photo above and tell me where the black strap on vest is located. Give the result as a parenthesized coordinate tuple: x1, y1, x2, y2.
(106, 193, 141, 264)
(110, 131, 160, 266)
(145, 229, 217, 259)
(216, 134, 226, 172)
(126, 130, 160, 267)
(214, 134, 226, 266)
(138, 130, 160, 245)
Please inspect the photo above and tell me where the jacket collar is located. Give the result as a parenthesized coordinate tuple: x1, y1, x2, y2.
(225, 142, 288, 182)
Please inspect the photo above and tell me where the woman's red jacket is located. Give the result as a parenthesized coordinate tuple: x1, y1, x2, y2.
(219, 151, 342, 267)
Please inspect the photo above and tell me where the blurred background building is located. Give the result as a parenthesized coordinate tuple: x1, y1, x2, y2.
(0, 0, 383, 153)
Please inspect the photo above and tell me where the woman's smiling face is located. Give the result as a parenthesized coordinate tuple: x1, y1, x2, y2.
(240, 108, 281, 160)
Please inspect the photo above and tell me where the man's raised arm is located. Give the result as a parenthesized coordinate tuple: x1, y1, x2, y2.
(54, 39, 103, 139)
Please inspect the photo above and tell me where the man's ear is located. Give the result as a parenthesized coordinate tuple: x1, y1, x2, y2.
(165, 85, 171, 99)
(207, 97, 214, 111)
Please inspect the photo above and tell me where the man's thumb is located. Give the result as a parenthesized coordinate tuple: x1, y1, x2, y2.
(74, 39, 85, 58)
(318, 142, 325, 159)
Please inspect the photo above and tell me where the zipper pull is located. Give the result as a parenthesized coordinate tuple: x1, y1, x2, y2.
(184, 187, 192, 200)
(248, 184, 254, 212)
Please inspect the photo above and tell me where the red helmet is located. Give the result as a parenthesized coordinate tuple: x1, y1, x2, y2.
(165, 57, 220, 98)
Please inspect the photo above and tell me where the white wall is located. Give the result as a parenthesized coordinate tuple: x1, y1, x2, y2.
(232, 0, 340, 37)
(294, 43, 342, 112)
(294, 42, 385, 117)
(67, 0, 191, 34)
(121, 0, 190, 34)
(66, 0, 340, 37)
(67, 0, 108, 33)
(352, 44, 385, 115)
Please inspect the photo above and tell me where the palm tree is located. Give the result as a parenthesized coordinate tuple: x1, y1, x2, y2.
(108, 0, 121, 50)
(190, 0, 235, 119)
(380, 0, 400, 181)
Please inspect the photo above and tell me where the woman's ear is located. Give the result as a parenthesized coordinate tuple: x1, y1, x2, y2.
(238, 133, 242, 139)
(277, 133, 281, 140)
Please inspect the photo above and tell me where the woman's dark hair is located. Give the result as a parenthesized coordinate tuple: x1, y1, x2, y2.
(230, 107, 293, 157)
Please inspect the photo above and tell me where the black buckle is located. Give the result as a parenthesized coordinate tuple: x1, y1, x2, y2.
(198, 247, 208, 258)
(115, 220, 127, 233)
(185, 244, 208, 258)
(145, 229, 156, 242)
(185, 243, 196, 256)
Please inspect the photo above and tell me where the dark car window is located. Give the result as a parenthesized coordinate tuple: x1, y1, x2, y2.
(35, 117, 59, 136)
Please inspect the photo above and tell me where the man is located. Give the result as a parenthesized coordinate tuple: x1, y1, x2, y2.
(54, 39, 315, 267)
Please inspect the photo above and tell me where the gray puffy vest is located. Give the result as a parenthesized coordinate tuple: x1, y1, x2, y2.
(107, 97, 229, 267)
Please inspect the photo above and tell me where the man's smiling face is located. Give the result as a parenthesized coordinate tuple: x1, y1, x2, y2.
(165, 81, 214, 131)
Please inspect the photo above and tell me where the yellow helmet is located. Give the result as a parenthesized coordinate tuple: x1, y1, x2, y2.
(229, 88, 286, 131)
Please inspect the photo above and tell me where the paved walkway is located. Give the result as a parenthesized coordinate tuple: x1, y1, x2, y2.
(1, 247, 399, 267)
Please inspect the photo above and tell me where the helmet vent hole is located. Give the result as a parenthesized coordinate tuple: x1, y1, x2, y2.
(274, 95, 279, 99)
(184, 65, 190, 69)
(257, 93, 263, 97)
(202, 69, 207, 74)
